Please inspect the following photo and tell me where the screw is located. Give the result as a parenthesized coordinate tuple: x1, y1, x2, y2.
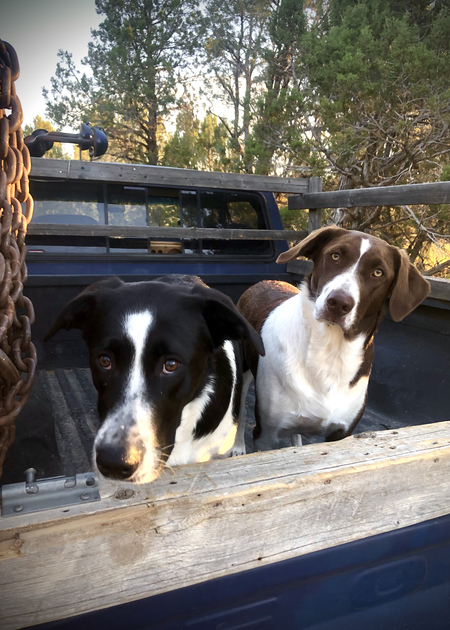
(85, 477, 96, 487)
(24, 468, 36, 484)
(13, 505, 24, 513)
(80, 493, 90, 501)
(13, 535, 22, 548)
(114, 489, 135, 500)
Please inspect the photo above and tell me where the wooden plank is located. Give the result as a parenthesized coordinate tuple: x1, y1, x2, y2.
(286, 259, 314, 276)
(427, 277, 450, 302)
(30, 158, 310, 194)
(307, 176, 322, 232)
(289, 181, 450, 209)
(285, 263, 450, 303)
(1, 421, 450, 630)
(27, 223, 308, 242)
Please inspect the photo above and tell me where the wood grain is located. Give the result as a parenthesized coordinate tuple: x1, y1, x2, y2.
(286, 258, 450, 304)
(30, 158, 310, 194)
(1, 421, 450, 629)
(427, 277, 450, 302)
(307, 177, 322, 231)
(27, 223, 308, 242)
(289, 181, 450, 209)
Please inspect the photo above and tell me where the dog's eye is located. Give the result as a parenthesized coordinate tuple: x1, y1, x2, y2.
(331, 252, 340, 261)
(373, 269, 383, 277)
(162, 359, 179, 374)
(98, 355, 112, 370)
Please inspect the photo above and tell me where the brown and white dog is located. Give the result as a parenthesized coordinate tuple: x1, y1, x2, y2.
(234, 226, 430, 453)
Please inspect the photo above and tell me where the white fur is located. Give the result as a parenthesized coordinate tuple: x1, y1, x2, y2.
(94, 310, 162, 483)
(167, 340, 238, 465)
(254, 285, 368, 450)
(315, 238, 371, 330)
(94, 314, 239, 482)
(231, 369, 253, 456)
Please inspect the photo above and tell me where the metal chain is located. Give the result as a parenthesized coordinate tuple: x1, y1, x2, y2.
(0, 40, 36, 479)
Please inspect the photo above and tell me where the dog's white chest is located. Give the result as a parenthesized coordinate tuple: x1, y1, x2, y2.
(167, 340, 238, 465)
(257, 293, 368, 437)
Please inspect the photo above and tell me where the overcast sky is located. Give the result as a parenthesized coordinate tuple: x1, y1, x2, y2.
(2, 0, 100, 128)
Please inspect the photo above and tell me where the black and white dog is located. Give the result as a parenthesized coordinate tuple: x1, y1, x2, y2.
(46, 275, 264, 483)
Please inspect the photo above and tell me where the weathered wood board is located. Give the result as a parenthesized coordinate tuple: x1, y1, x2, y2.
(30, 158, 310, 194)
(289, 181, 450, 209)
(1, 421, 450, 629)
(27, 223, 307, 242)
(286, 263, 450, 304)
(424, 277, 450, 302)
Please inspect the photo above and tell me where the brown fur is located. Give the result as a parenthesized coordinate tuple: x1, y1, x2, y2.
(237, 281, 298, 377)
(238, 227, 431, 447)
(278, 226, 430, 326)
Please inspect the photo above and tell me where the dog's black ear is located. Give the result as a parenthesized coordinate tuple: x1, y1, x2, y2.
(44, 292, 96, 341)
(277, 225, 348, 263)
(198, 289, 265, 356)
(44, 277, 123, 341)
(389, 249, 430, 322)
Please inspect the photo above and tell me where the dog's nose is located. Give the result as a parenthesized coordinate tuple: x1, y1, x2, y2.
(327, 291, 355, 316)
(96, 444, 140, 480)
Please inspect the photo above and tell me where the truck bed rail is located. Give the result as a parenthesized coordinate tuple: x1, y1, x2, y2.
(27, 224, 308, 241)
(31, 158, 314, 195)
(1, 421, 450, 630)
(289, 181, 450, 209)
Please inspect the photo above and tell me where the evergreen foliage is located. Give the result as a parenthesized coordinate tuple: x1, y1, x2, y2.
(44, 0, 202, 164)
(42, 0, 450, 272)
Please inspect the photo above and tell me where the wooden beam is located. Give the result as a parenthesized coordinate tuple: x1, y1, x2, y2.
(1, 421, 450, 630)
(27, 223, 308, 242)
(30, 158, 310, 194)
(289, 181, 450, 209)
(286, 259, 314, 276)
(285, 262, 450, 303)
(427, 277, 450, 302)
(307, 176, 322, 232)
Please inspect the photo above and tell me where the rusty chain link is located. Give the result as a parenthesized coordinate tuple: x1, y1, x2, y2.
(0, 40, 36, 479)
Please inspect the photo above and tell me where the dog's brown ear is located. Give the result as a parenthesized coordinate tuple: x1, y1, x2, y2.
(197, 288, 265, 356)
(276, 225, 348, 263)
(389, 250, 430, 322)
(45, 277, 123, 341)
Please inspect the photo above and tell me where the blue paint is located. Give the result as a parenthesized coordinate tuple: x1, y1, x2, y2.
(27, 190, 291, 281)
(30, 514, 450, 630)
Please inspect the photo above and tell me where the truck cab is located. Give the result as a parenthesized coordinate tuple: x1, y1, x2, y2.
(24, 158, 304, 361)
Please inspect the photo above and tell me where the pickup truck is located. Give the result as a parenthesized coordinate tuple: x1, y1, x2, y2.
(2, 157, 312, 482)
(1, 159, 450, 630)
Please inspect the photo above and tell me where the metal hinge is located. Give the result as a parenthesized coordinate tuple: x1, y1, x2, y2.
(1, 468, 101, 517)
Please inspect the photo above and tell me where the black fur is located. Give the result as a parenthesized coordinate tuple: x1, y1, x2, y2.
(46, 275, 263, 482)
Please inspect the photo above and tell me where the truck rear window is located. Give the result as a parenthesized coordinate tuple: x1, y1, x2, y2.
(27, 180, 272, 258)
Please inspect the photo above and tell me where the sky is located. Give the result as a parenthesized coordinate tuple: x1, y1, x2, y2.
(1, 0, 101, 128)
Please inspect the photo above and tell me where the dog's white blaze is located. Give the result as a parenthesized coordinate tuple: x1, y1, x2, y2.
(94, 310, 161, 484)
(167, 340, 238, 465)
(255, 286, 367, 450)
(125, 311, 153, 397)
(124, 311, 161, 482)
(315, 237, 372, 330)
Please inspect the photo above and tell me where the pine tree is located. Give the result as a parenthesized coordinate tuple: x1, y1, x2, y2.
(44, 0, 202, 164)
(200, 0, 271, 172)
